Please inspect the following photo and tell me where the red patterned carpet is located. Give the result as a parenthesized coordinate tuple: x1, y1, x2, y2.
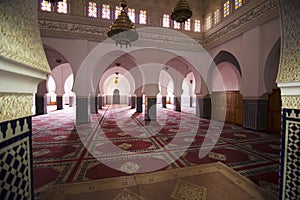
(32, 105, 280, 199)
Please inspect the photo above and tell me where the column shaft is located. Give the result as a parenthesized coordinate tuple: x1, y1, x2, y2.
(145, 97, 156, 121)
(56, 95, 63, 110)
(35, 95, 47, 115)
(162, 96, 167, 108)
(136, 96, 143, 113)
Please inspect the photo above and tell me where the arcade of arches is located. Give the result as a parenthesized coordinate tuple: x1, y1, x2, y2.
(0, 0, 299, 200)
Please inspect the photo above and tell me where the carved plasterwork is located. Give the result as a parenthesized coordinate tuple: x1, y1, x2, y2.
(0, 0, 50, 73)
(277, 0, 300, 83)
(0, 94, 33, 123)
(281, 96, 300, 109)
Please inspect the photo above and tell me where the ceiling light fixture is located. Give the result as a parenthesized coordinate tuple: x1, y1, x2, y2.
(114, 72, 119, 84)
(171, 0, 193, 23)
(107, 0, 138, 48)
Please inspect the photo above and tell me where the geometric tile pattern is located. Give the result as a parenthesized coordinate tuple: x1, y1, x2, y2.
(0, 137, 32, 200)
(243, 99, 268, 131)
(282, 108, 300, 199)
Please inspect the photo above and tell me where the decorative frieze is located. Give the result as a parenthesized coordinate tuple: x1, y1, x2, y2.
(0, 94, 33, 123)
(204, 0, 279, 49)
(39, 20, 108, 36)
(281, 96, 300, 109)
(138, 32, 201, 46)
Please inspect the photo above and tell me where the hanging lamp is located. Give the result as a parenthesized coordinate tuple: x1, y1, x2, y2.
(107, 0, 138, 48)
(114, 72, 119, 84)
(171, 0, 193, 23)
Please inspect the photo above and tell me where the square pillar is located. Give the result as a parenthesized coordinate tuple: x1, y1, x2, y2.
(98, 95, 102, 109)
(35, 94, 47, 115)
(131, 96, 136, 109)
(136, 96, 143, 113)
(76, 96, 90, 124)
(56, 95, 63, 110)
(69, 96, 74, 107)
(145, 97, 156, 121)
(162, 96, 167, 108)
(196, 96, 211, 118)
(90, 95, 97, 114)
(173, 96, 181, 112)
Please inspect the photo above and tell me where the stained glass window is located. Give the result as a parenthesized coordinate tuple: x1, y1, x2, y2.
(128, 8, 135, 23)
(214, 9, 220, 25)
(102, 4, 110, 19)
(115, 6, 121, 19)
(235, 0, 242, 10)
(174, 21, 180, 29)
(88, 2, 97, 18)
(224, 1, 230, 17)
(41, 0, 51, 12)
(163, 14, 170, 28)
(194, 20, 201, 32)
(206, 15, 212, 30)
(139, 10, 147, 24)
(184, 19, 191, 31)
(57, 0, 68, 14)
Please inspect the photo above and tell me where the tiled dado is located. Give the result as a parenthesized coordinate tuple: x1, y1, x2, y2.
(0, 116, 33, 200)
(243, 99, 268, 131)
(280, 108, 300, 200)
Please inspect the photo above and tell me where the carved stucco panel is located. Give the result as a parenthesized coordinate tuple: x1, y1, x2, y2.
(277, 0, 300, 83)
(281, 96, 300, 109)
(0, 0, 50, 73)
(0, 94, 33, 123)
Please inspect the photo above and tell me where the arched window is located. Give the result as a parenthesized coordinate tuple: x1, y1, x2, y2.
(88, 2, 97, 18)
(223, 1, 230, 17)
(206, 15, 212, 30)
(139, 10, 147, 24)
(184, 19, 191, 31)
(115, 6, 121, 19)
(163, 14, 170, 28)
(41, 0, 51, 12)
(214, 9, 220, 25)
(57, 0, 68, 14)
(102, 4, 111, 19)
(235, 0, 242, 10)
(128, 8, 135, 23)
(194, 20, 201, 32)
(174, 21, 180, 29)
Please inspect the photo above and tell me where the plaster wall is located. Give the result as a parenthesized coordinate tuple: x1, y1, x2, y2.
(208, 17, 280, 97)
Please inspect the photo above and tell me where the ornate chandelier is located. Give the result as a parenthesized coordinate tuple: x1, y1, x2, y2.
(107, 0, 138, 48)
(171, 0, 193, 23)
